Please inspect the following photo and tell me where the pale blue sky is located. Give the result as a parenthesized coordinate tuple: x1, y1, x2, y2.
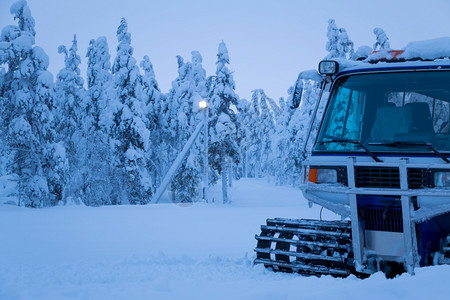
(1, 0, 450, 100)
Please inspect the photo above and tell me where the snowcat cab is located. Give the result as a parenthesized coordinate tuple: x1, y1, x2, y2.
(255, 41, 450, 278)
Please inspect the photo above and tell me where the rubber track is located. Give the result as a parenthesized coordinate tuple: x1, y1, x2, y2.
(254, 218, 352, 277)
(254, 258, 350, 276)
(255, 235, 349, 250)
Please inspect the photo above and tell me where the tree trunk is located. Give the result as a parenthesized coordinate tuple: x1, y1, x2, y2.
(222, 158, 228, 204)
(228, 158, 232, 188)
(243, 151, 248, 178)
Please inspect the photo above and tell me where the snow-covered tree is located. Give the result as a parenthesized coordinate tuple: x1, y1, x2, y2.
(82, 36, 115, 206)
(325, 19, 354, 60)
(373, 27, 390, 50)
(110, 18, 151, 205)
(258, 90, 276, 177)
(0, 0, 67, 207)
(246, 91, 262, 178)
(325, 19, 340, 59)
(0, 66, 7, 175)
(0, 67, 5, 91)
(270, 73, 321, 187)
(165, 55, 190, 163)
(234, 98, 251, 179)
(86, 36, 113, 129)
(207, 41, 240, 203)
(139, 54, 165, 194)
(236, 89, 275, 180)
(165, 51, 207, 202)
(289, 80, 321, 186)
(54, 35, 86, 202)
(337, 28, 354, 59)
(55, 35, 85, 145)
(140, 55, 160, 119)
(272, 96, 293, 185)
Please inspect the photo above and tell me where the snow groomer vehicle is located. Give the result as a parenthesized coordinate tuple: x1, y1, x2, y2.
(255, 38, 450, 278)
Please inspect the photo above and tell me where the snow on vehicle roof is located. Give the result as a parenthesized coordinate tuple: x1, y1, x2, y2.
(401, 37, 450, 60)
(335, 37, 450, 74)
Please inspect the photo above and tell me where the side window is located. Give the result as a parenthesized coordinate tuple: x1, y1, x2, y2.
(346, 90, 365, 140)
(387, 92, 433, 110)
(324, 88, 351, 140)
(387, 92, 444, 133)
(402, 92, 449, 133)
(322, 88, 366, 149)
(387, 92, 403, 107)
(433, 99, 450, 132)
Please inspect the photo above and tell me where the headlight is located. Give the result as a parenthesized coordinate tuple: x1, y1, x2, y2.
(434, 171, 450, 187)
(309, 168, 338, 184)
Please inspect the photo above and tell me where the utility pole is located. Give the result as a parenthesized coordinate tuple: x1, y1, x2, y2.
(199, 100, 208, 202)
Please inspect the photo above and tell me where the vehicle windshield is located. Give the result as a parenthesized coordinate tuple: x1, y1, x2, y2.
(315, 70, 450, 153)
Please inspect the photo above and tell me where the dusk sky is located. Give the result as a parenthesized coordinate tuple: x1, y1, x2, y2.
(1, 0, 450, 100)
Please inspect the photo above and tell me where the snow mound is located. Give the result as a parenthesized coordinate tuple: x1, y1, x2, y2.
(400, 37, 450, 60)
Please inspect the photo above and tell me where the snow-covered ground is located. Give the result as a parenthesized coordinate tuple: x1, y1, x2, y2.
(0, 178, 448, 300)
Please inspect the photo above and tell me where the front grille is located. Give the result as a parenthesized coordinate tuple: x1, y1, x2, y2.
(358, 196, 403, 232)
(355, 167, 400, 188)
(362, 205, 403, 232)
(408, 168, 433, 189)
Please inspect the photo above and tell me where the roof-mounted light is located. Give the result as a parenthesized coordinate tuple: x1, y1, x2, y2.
(318, 60, 339, 75)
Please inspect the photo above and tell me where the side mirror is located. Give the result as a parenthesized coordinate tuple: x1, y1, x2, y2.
(290, 70, 323, 109)
(290, 81, 303, 109)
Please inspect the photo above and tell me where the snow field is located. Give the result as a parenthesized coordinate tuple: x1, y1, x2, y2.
(0, 178, 449, 300)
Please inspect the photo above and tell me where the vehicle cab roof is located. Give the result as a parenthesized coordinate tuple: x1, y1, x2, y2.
(332, 37, 450, 77)
(336, 59, 450, 77)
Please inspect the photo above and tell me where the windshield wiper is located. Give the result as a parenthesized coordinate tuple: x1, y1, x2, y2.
(319, 138, 382, 162)
(368, 141, 450, 163)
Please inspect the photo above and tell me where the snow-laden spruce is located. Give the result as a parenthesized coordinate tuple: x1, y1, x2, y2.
(237, 89, 276, 179)
(164, 50, 207, 203)
(82, 36, 115, 206)
(139, 54, 164, 195)
(207, 41, 240, 204)
(54, 34, 86, 204)
(325, 19, 354, 60)
(0, 0, 67, 207)
(373, 27, 390, 51)
(110, 18, 152, 205)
